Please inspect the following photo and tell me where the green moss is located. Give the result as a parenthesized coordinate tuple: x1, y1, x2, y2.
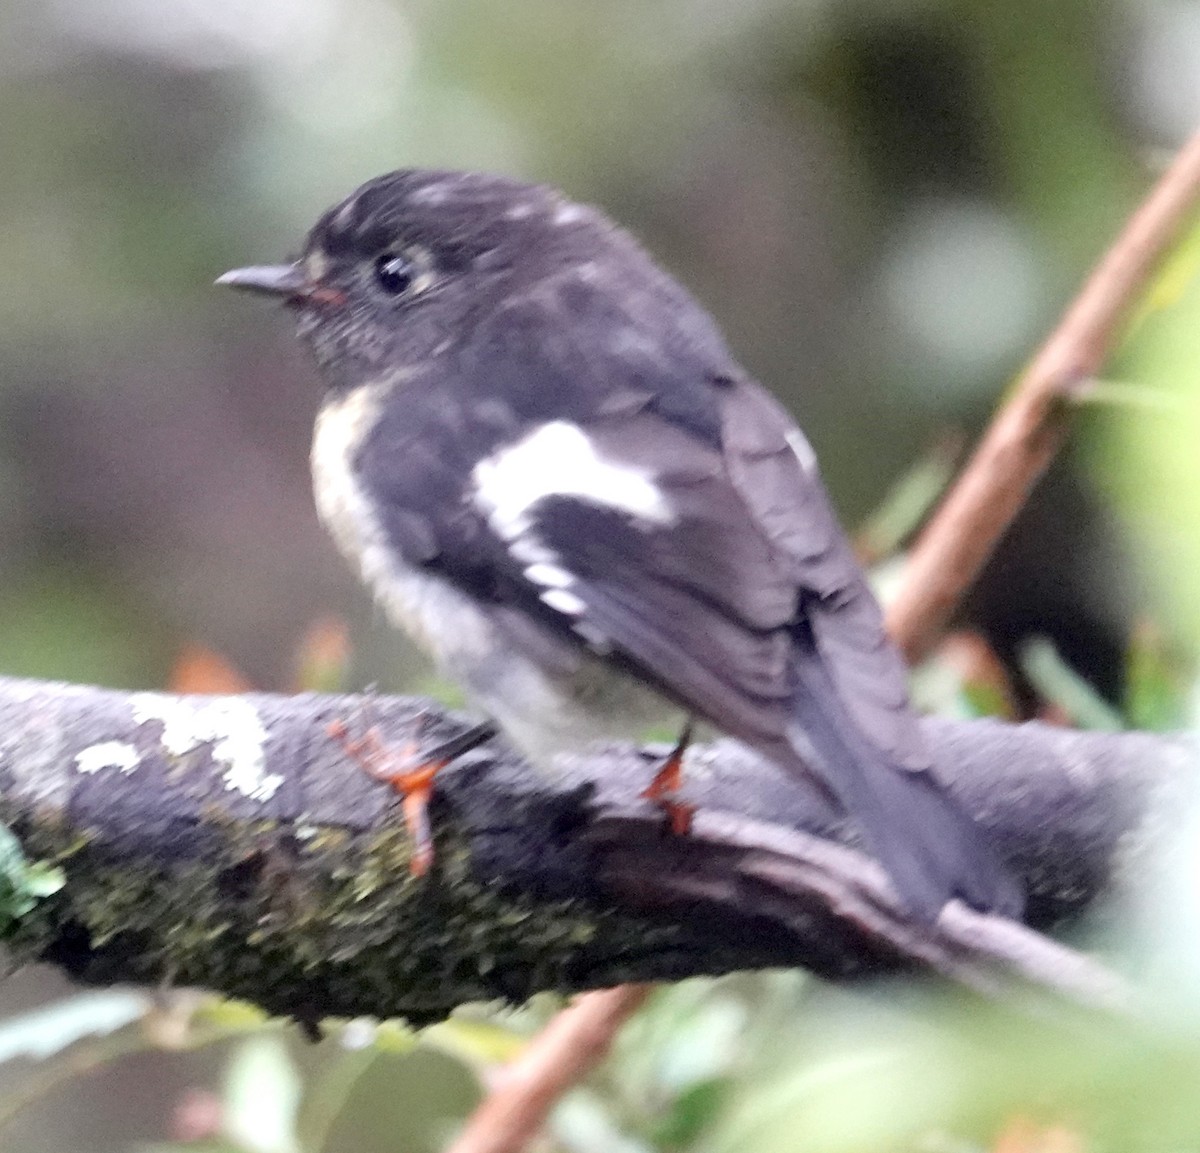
(0, 802, 679, 1026)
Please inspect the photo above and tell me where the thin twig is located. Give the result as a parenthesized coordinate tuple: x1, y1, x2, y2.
(444, 985, 654, 1153)
(887, 128, 1200, 662)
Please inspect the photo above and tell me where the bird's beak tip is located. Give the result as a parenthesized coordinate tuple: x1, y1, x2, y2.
(216, 263, 308, 298)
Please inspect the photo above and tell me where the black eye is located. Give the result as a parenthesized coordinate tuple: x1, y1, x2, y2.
(374, 252, 416, 296)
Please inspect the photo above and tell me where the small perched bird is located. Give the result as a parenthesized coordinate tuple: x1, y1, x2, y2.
(219, 168, 1020, 920)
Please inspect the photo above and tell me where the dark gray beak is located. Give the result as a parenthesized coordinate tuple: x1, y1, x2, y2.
(215, 263, 309, 298)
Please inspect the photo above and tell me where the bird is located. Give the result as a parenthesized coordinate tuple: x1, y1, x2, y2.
(218, 168, 1021, 921)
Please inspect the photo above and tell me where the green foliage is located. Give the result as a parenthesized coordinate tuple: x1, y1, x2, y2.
(1125, 623, 1194, 732)
(693, 988, 1200, 1153)
(1018, 638, 1125, 730)
(857, 437, 962, 562)
(0, 825, 64, 939)
(0, 567, 167, 692)
(1096, 221, 1200, 653)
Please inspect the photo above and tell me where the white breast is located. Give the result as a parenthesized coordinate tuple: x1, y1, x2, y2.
(310, 385, 496, 666)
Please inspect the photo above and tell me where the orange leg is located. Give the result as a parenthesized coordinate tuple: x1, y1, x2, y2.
(329, 716, 495, 876)
(640, 719, 696, 836)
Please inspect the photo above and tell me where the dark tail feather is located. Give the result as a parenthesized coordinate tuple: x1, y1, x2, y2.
(787, 659, 1024, 922)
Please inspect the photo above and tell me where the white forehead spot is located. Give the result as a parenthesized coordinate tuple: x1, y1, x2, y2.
(785, 428, 818, 474)
(305, 249, 329, 280)
(506, 202, 536, 221)
(554, 202, 588, 226)
(472, 421, 674, 539)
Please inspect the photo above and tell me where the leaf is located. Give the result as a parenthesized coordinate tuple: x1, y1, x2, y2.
(552, 1089, 653, 1153)
(222, 1035, 302, 1153)
(292, 616, 353, 693)
(1019, 637, 1124, 731)
(191, 999, 271, 1035)
(703, 993, 1200, 1153)
(1136, 214, 1200, 322)
(0, 990, 151, 1065)
(650, 1077, 728, 1149)
(993, 1117, 1086, 1153)
(423, 1016, 526, 1069)
(856, 433, 964, 563)
(1069, 378, 1184, 413)
(1124, 619, 1192, 731)
(0, 824, 65, 936)
(168, 644, 254, 694)
(938, 631, 1019, 720)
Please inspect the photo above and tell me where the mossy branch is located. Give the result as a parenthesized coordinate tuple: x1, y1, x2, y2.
(0, 674, 1189, 1024)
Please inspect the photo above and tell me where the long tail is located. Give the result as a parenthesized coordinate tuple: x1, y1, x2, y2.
(786, 634, 1023, 922)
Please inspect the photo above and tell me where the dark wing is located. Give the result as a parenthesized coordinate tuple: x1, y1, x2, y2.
(508, 413, 804, 746)
(356, 274, 925, 769)
(716, 376, 930, 771)
(502, 391, 1021, 917)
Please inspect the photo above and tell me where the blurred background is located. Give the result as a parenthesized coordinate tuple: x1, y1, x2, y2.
(0, 0, 1199, 1150)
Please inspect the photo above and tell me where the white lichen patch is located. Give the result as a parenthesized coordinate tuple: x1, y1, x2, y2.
(75, 741, 141, 776)
(130, 694, 284, 803)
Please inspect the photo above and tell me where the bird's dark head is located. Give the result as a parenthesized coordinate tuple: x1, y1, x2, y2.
(218, 169, 618, 393)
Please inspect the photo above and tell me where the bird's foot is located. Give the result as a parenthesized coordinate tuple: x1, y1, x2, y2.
(328, 714, 496, 876)
(640, 720, 696, 836)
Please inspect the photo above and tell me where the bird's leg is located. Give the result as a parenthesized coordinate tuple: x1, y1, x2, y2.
(328, 714, 496, 876)
(640, 718, 696, 836)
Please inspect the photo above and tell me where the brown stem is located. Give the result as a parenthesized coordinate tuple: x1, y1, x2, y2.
(887, 129, 1200, 662)
(445, 985, 653, 1153)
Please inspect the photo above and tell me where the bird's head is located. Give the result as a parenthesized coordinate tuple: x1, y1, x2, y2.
(218, 169, 617, 393)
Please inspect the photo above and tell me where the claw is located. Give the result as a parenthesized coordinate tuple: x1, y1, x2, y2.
(328, 715, 496, 876)
(640, 720, 697, 836)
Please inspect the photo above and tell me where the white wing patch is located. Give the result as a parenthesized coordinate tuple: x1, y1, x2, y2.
(473, 421, 673, 535)
(541, 588, 588, 616)
(472, 420, 674, 621)
(524, 561, 575, 589)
